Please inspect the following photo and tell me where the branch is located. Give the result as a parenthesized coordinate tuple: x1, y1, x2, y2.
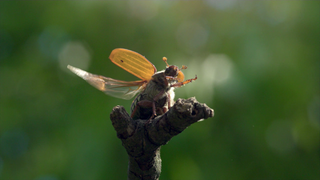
(110, 97, 214, 180)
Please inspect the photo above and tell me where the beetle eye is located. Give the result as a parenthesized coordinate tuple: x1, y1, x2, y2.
(177, 71, 185, 82)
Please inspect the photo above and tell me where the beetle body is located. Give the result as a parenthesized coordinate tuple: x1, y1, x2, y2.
(130, 69, 176, 120)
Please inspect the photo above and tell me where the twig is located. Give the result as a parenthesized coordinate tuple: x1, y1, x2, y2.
(110, 97, 214, 180)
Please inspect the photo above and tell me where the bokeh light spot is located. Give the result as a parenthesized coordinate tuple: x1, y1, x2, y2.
(176, 21, 209, 54)
(58, 41, 91, 72)
(182, 54, 233, 102)
(202, 54, 233, 84)
(38, 27, 69, 61)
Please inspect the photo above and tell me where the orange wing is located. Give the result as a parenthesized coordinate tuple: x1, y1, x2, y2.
(67, 65, 146, 100)
(109, 48, 157, 81)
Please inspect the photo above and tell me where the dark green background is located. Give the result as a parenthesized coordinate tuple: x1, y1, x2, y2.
(0, 1, 319, 180)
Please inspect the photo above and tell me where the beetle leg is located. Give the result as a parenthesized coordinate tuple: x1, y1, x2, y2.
(131, 105, 138, 118)
(165, 76, 178, 81)
(170, 75, 197, 88)
(167, 92, 171, 109)
(131, 100, 153, 118)
(160, 107, 167, 114)
(150, 89, 166, 118)
(132, 89, 168, 121)
(131, 97, 159, 120)
(152, 100, 156, 118)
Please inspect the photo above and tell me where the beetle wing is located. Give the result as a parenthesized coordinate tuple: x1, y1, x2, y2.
(67, 65, 146, 100)
(109, 48, 157, 81)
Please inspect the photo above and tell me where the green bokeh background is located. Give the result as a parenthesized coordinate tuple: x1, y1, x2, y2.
(0, 1, 319, 180)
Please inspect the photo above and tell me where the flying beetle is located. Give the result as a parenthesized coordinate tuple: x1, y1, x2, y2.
(67, 48, 197, 120)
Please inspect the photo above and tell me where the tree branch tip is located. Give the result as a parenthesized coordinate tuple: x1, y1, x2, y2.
(112, 105, 125, 112)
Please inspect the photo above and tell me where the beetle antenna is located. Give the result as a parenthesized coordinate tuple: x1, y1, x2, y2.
(162, 57, 170, 67)
(181, 65, 187, 70)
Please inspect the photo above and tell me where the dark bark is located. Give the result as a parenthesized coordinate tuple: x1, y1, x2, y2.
(110, 97, 214, 180)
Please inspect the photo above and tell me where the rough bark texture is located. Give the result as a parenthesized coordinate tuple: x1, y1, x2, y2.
(110, 97, 214, 180)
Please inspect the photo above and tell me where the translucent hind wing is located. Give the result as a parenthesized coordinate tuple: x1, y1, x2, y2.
(67, 65, 146, 100)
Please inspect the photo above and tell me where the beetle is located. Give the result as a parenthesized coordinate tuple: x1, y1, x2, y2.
(130, 57, 197, 120)
(67, 48, 196, 120)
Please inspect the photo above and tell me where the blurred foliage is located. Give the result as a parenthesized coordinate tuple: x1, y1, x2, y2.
(0, 1, 319, 180)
